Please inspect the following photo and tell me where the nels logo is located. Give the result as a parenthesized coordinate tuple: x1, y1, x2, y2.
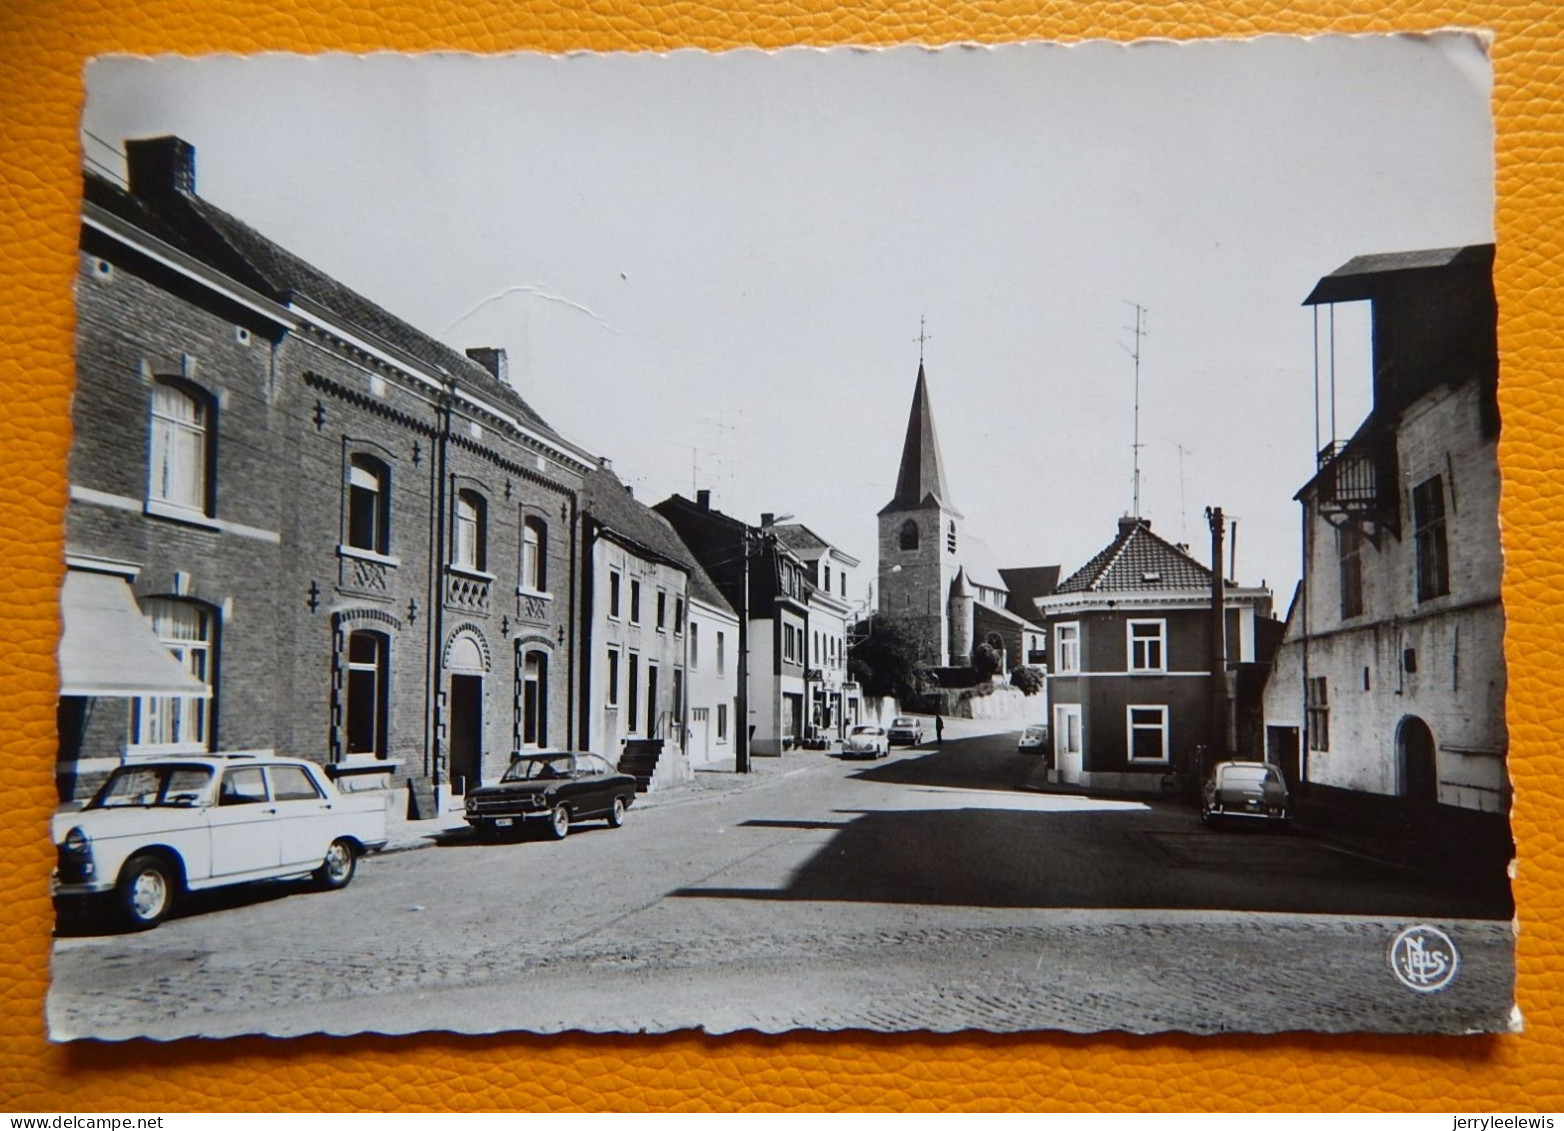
(1389, 924, 1461, 993)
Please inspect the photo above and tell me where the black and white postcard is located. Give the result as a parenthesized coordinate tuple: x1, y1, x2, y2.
(51, 33, 1513, 1039)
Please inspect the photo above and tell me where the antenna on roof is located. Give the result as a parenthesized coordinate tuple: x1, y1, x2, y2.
(1123, 302, 1149, 519)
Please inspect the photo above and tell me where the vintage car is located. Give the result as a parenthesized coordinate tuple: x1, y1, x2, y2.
(841, 725, 890, 760)
(886, 716, 925, 746)
(52, 756, 388, 929)
(1017, 724, 1049, 753)
(464, 751, 638, 841)
(1201, 761, 1293, 828)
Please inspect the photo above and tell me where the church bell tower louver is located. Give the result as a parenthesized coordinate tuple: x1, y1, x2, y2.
(877, 361, 964, 667)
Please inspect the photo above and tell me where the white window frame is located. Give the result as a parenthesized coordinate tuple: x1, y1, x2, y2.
(689, 621, 700, 669)
(1126, 704, 1170, 764)
(716, 630, 727, 676)
(147, 380, 211, 517)
(1055, 622, 1081, 674)
(608, 569, 623, 621)
(129, 599, 215, 754)
(521, 515, 548, 594)
(1126, 619, 1167, 674)
(630, 578, 643, 625)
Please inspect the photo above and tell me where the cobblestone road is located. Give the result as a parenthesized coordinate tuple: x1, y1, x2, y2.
(48, 730, 1516, 1040)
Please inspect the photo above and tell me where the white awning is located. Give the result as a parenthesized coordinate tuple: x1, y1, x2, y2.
(58, 570, 211, 698)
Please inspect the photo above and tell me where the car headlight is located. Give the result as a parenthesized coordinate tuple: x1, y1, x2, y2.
(62, 826, 90, 855)
(464, 796, 477, 812)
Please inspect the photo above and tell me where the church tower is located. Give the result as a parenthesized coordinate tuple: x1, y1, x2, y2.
(877, 362, 964, 666)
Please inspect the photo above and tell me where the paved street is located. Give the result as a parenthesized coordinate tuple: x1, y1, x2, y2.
(49, 725, 1516, 1040)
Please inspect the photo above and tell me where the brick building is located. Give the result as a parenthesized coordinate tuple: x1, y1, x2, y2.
(62, 136, 595, 815)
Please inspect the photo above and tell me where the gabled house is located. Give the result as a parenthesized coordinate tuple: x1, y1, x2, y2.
(656, 491, 812, 756)
(1261, 245, 1506, 853)
(683, 551, 741, 768)
(770, 521, 865, 740)
(1038, 516, 1273, 793)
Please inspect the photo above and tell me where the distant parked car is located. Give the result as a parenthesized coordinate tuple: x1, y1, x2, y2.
(1201, 761, 1292, 828)
(465, 751, 637, 841)
(52, 756, 388, 929)
(887, 716, 925, 746)
(842, 725, 890, 759)
(1018, 724, 1049, 753)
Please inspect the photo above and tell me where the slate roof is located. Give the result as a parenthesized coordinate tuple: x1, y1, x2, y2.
(769, 523, 830, 557)
(959, 535, 1008, 593)
(1303, 244, 1494, 306)
(583, 468, 734, 617)
(998, 565, 1060, 625)
(1054, 517, 1215, 594)
(880, 363, 959, 516)
(83, 169, 563, 440)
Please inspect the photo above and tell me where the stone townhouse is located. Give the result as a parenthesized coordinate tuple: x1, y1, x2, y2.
(62, 136, 595, 815)
(1262, 245, 1507, 855)
(771, 522, 864, 740)
(578, 461, 695, 790)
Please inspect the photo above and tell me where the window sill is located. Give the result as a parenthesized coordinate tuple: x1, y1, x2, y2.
(516, 587, 553, 601)
(338, 545, 401, 568)
(447, 564, 496, 582)
(1127, 669, 1167, 676)
(143, 500, 220, 531)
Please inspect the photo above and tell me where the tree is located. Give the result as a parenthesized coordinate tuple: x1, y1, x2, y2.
(848, 615, 930, 701)
(1010, 665, 1046, 696)
(971, 642, 1002, 681)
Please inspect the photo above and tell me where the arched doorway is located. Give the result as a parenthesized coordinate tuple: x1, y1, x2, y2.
(445, 628, 490, 793)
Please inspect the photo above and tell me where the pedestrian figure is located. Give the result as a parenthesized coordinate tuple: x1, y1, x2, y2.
(935, 712, 945, 745)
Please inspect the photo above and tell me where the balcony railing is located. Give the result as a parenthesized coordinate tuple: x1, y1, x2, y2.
(1315, 431, 1399, 536)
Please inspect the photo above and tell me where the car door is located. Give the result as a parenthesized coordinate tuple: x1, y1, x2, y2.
(571, 755, 611, 817)
(208, 765, 282, 878)
(266, 763, 335, 869)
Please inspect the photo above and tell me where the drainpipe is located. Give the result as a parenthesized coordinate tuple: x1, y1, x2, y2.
(736, 521, 751, 774)
(427, 382, 454, 807)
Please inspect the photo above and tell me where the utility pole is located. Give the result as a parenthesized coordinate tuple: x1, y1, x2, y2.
(736, 524, 752, 774)
(1205, 506, 1228, 787)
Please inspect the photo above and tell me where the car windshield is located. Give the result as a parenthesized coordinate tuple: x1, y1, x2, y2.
(850, 726, 880, 736)
(892, 718, 915, 727)
(89, 764, 214, 809)
(502, 755, 576, 782)
(1221, 765, 1281, 787)
(1025, 727, 1046, 737)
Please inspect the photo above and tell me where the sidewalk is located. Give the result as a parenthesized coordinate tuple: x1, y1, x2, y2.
(379, 747, 828, 854)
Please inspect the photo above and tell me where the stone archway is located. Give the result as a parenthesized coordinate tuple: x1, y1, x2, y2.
(1397, 715, 1439, 808)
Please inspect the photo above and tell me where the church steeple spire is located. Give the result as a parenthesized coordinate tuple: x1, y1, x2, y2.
(881, 360, 957, 515)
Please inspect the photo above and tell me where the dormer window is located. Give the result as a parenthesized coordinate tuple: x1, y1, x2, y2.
(1141, 571, 1161, 583)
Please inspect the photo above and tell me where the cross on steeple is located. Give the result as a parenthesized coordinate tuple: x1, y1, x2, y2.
(913, 316, 933, 364)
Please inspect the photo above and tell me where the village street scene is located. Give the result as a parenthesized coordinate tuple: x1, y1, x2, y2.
(49, 42, 1512, 1038)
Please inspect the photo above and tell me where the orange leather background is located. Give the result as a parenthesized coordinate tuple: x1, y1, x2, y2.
(3, 0, 1560, 1113)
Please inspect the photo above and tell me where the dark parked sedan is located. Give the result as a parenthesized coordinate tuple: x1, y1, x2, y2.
(464, 752, 637, 840)
(1201, 761, 1292, 828)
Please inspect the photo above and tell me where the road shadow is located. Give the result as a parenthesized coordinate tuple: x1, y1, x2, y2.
(671, 806, 1513, 919)
(53, 876, 312, 937)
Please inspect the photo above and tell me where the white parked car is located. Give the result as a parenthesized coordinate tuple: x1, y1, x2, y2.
(842, 725, 890, 760)
(52, 756, 388, 929)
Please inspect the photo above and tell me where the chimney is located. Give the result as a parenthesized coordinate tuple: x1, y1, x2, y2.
(465, 347, 509, 386)
(696, 489, 711, 511)
(125, 136, 197, 197)
(761, 512, 775, 527)
(1118, 514, 1149, 535)
(623, 483, 634, 498)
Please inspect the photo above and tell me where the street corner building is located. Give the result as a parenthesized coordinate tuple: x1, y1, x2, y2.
(1034, 514, 1278, 795)
(61, 135, 597, 818)
(1261, 245, 1510, 867)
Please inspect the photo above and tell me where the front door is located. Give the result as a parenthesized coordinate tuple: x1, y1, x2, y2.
(1267, 725, 1301, 793)
(1398, 715, 1439, 840)
(449, 674, 484, 793)
(1054, 704, 1083, 782)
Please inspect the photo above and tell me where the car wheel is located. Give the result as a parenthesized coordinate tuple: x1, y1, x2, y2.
(548, 804, 571, 840)
(314, 838, 357, 890)
(117, 853, 176, 929)
(607, 796, 627, 829)
(1200, 807, 1214, 826)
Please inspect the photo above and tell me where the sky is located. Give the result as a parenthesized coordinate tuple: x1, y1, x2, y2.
(82, 35, 1495, 606)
